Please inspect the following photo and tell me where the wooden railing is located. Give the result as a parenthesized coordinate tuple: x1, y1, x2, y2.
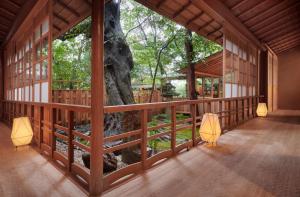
(1, 96, 259, 192)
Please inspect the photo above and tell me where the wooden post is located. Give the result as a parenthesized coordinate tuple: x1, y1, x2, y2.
(235, 99, 239, 125)
(51, 108, 57, 157)
(171, 106, 176, 154)
(141, 109, 148, 169)
(191, 104, 196, 146)
(67, 110, 74, 172)
(90, 0, 105, 195)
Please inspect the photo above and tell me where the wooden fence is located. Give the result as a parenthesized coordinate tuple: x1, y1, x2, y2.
(52, 89, 162, 106)
(2, 96, 259, 192)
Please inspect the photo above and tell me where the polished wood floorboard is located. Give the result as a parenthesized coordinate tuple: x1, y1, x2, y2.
(0, 122, 87, 197)
(104, 114, 300, 197)
(1, 113, 299, 197)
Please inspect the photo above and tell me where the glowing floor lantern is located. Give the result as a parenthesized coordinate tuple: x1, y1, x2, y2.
(256, 103, 268, 117)
(199, 113, 221, 146)
(11, 117, 33, 147)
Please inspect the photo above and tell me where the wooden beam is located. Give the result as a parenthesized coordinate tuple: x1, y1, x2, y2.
(90, 0, 104, 195)
(0, 8, 16, 18)
(254, 12, 300, 35)
(250, 2, 300, 31)
(237, 0, 272, 18)
(1, 0, 37, 48)
(186, 11, 204, 25)
(259, 17, 299, 39)
(244, 0, 292, 26)
(173, 1, 191, 19)
(230, 0, 248, 10)
(207, 25, 222, 37)
(4, 0, 21, 9)
(53, 12, 70, 25)
(268, 31, 300, 45)
(56, 0, 80, 17)
(156, 0, 166, 8)
(53, 24, 61, 32)
(261, 22, 300, 41)
(276, 42, 300, 53)
(191, 0, 263, 49)
(198, 19, 213, 31)
(272, 38, 300, 50)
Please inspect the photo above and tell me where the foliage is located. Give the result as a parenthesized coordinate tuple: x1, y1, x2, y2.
(52, 19, 91, 90)
(52, 0, 222, 93)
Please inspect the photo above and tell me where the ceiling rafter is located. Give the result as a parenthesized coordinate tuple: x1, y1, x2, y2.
(53, 24, 62, 32)
(207, 25, 222, 37)
(198, 19, 214, 31)
(0, 7, 16, 18)
(255, 13, 300, 36)
(260, 19, 300, 39)
(230, 0, 248, 10)
(4, 0, 21, 9)
(236, 0, 272, 19)
(264, 25, 300, 42)
(53, 12, 69, 25)
(56, 0, 80, 17)
(271, 37, 300, 49)
(156, 0, 166, 9)
(186, 11, 204, 25)
(173, 1, 192, 19)
(243, 0, 292, 26)
(274, 41, 300, 53)
(268, 31, 300, 45)
(249, 2, 300, 31)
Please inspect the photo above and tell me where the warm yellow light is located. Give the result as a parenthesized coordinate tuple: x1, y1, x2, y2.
(199, 113, 221, 145)
(11, 117, 33, 147)
(256, 103, 268, 117)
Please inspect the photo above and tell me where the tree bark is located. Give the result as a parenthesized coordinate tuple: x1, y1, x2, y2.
(185, 30, 197, 100)
(104, 1, 140, 163)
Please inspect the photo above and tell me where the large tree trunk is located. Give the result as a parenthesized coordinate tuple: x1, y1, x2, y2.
(104, 0, 140, 163)
(185, 30, 197, 100)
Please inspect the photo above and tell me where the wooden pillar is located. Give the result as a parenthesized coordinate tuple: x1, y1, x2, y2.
(90, 0, 104, 195)
(211, 77, 214, 98)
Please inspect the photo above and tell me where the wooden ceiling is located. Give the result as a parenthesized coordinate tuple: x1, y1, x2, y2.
(136, 0, 224, 44)
(1, 0, 299, 55)
(0, 0, 30, 45)
(52, 0, 91, 38)
(180, 51, 223, 77)
(221, 0, 300, 54)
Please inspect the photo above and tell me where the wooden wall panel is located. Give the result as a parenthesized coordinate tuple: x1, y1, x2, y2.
(278, 46, 300, 110)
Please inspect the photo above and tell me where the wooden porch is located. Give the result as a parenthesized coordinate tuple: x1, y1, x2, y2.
(0, 122, 86, 197)
(103, 112, 300, 197)
(1, 111, 299, 196)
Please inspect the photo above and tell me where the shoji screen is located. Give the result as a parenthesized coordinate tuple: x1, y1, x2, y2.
(4, 1, 52, 103)
(223, 33, 258, 98)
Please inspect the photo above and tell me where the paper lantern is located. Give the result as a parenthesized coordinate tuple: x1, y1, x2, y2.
(11, 117, 33, 147)
(256, 103, 268, 117)
(199, 113, 221, 145)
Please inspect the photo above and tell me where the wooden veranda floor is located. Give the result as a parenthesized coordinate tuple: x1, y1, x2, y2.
(104, 111, 300, 197)
(0, 111, 300, 197)
(0, 122, 87, 197)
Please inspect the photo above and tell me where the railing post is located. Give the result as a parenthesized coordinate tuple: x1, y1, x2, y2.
(236, 99, 239, 125)
(242, 99, 245, 121)
(247, 98, 250, 118)
(171, 106, 176, 154)
(67, 110, 74, 172)
(141, 109, 148, 170)
(219, 101, 222, 130)
(191, 104, 196, 146)
(39, 106, 43, 149)
(228, 101, 231, 129)
(51, 108, 57, 157)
